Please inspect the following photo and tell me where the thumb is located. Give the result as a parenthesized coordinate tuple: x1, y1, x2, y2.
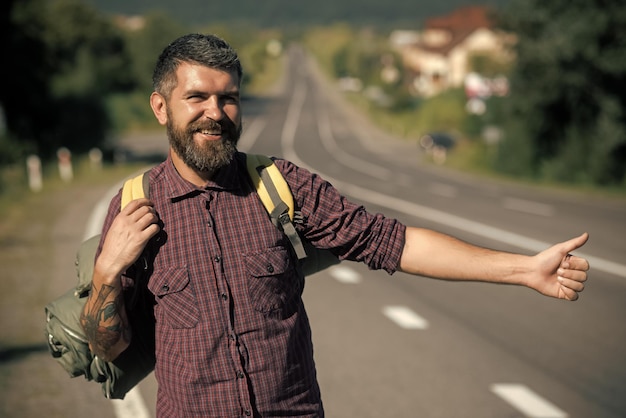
(561, 232, 589, 255)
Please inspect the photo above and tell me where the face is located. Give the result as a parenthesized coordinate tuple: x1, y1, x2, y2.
(153, 63, 242, 175)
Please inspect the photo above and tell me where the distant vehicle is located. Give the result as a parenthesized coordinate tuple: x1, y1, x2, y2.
(419, 132, 456, 150)
(419, 132, 456, 164)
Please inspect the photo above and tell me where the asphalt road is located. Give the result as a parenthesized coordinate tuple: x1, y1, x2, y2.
(241, 45, 626, 418)
(32, 45, 626, 418)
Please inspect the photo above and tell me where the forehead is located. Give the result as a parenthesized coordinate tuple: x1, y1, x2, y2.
(173, 62, 240, 93)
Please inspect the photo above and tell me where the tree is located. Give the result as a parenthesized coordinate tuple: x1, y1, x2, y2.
(1, 0, 53, 162)
(104, 12, 187, 131)
(124, 12, 187, 94)
(496, 0, 626, 185)
(1, 0, 135, 162)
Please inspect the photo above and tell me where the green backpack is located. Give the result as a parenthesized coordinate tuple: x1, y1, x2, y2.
(44, 154, 339, 399)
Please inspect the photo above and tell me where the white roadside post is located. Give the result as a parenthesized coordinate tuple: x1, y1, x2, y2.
(57, 147, 73, 182)
(26, 154, 43, 192)
(89, 148, 103, 171)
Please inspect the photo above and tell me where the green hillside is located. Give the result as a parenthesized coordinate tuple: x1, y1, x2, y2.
(85, 0, 511, 27)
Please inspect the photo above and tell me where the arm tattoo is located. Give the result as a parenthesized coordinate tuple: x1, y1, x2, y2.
(80, 282, 131, 357)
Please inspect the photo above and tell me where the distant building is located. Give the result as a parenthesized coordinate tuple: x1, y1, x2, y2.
(391, 6, 515, 97)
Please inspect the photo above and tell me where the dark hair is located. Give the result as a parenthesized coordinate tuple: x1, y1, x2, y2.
(152, 33, 242, 98)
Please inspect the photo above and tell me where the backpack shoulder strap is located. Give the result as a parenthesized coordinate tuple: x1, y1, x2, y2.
(245, 154, 294, 220)
(121, 171, 151, 210)
(75, 171, 151, 296)
(245, 154, 307, 260)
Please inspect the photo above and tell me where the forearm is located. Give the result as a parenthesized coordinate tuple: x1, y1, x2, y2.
(80, 266, 132, 362)
(79, 197, 160, 360)
(398, 227, 533, 285)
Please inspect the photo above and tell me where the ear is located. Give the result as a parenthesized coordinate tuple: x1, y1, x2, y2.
(150, 92, 168, 125)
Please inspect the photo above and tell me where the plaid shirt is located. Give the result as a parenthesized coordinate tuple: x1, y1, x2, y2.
(100, 152, 406, 417)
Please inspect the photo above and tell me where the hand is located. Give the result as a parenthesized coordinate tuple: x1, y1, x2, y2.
(96, 198, 161, 281)
(531, 233, 590, 301)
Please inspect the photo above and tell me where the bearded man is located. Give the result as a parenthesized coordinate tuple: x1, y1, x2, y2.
(81, 33, 589, 418)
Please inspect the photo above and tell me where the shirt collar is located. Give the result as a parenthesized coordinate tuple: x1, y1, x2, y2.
(163, 152, 246, 202)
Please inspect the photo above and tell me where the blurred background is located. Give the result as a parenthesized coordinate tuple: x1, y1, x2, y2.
(1, 0, 624, 417)
(2, 0, 625, 189)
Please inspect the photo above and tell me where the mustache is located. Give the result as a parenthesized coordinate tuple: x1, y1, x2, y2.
(188, 118, 223, 133)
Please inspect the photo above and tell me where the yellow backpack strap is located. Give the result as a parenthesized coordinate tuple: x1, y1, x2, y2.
(246, 154, 295, 220)
(120, 171, 150, 210)
(245, 154, 306, 260)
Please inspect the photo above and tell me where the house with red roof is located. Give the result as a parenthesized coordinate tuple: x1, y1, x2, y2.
(392, 6, 514, 97)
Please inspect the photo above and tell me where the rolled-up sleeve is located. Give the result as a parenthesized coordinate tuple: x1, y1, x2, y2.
(275, 158, 406, 275)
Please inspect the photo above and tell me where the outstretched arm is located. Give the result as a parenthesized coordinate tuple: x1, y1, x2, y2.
(398, 228, 589, 301)
(80, 198, 160, 361)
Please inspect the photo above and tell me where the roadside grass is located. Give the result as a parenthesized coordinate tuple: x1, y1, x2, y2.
(304, 41, 626, 200)
(441, 138, 626, 200)
(0, 159, 144, 230)
(344, 90, 626, 200)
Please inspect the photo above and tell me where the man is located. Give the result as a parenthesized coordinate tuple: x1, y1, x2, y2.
(81, 33, 590, 417)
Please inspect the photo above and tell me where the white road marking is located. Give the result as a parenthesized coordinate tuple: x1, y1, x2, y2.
(111, 387, 151, 418)
(396, 173, 414, 187)
(281, 79, 307, 163)
(329, 266, 362, 284)
(491, 384, 568, 418)
(85, 181, 126, 240)
(382, 306, 429, 330)
(502, 197, 554, 217)
(281, 82, 626, 279)
(238, 116, 266, 152)
(317, 104, 393, 181)
(429, 182, 458, 198)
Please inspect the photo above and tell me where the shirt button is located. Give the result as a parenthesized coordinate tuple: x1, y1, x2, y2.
(244, 410, 251, 416)
(266, 263, 274, 273)
(221, 293, 228, 301)
(237, 370, 244, 379)
(161, 284, 169, 292)
(214, 256, 221, 263)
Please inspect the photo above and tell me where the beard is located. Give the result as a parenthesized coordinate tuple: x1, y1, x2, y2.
(166, 111, 241, 175)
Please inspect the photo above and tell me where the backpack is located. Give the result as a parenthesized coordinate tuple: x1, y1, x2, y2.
(44, 154, 339, 399)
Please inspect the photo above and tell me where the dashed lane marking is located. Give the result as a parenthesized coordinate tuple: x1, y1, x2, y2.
(429, 182, 458, 198)
(502, 197, 554, 217)
(382, 306, 429, 330)
(282, 69, 626, 280)
(491, 384, 568, 418)
(329, 266, 362, 284)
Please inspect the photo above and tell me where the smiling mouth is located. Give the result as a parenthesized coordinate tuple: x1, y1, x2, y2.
(196, 129, 222, 138)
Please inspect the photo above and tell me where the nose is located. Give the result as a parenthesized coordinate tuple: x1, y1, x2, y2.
(203, 97, 224, 121)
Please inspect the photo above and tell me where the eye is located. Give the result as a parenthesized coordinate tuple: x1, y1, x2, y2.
(222, 94, 240, 104)
(184, 91, 207, 101)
